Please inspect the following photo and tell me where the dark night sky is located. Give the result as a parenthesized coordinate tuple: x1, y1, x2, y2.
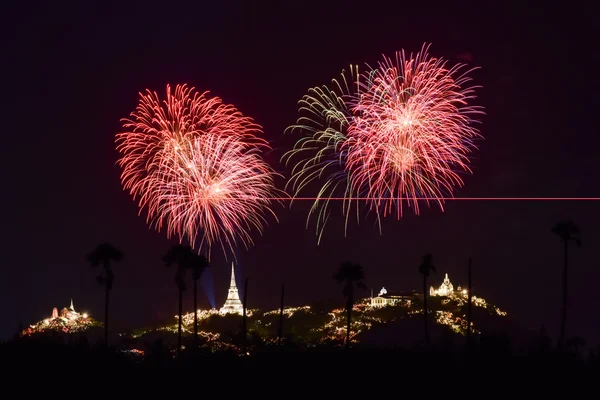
(1, 1, 598, 344)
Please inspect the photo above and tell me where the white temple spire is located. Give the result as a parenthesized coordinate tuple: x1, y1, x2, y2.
(70, 298, 75, 311)
(431, 273, 454, 297)
(230, 262, 237, 288)
(219, 263, 244, 314)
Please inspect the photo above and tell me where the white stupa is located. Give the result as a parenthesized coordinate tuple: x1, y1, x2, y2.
(219, 263, 244, 315)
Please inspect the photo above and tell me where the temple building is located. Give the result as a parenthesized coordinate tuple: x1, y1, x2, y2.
(430, 273, 454, 297)
(40, 298, 88, 326)
(58, 298, 83, 320)
(370, 287, 412, 308)
(219, 263, 244, 315)
(22, 298, 92, 337)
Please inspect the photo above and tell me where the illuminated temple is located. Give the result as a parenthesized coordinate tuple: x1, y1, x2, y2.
(371, 287, 413, 307)
(21, 298, 93, 337)
(56, 298, 86, 321)
(430, 273, 455, 297)
(219, 263, 244, 315)
(370, 273, 463, 308)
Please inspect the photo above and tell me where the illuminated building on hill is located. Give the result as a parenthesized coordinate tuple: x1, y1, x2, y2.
(59, 298, 85, 320)
(430, 273, 455, 297)
(21, 298, 94, 336)
(219, 263, 244, 315)
(370, 287, 413, 307)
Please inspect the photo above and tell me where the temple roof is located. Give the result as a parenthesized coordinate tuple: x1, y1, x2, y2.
(374, 288, 415, 298)
(378, 292, 414, 298)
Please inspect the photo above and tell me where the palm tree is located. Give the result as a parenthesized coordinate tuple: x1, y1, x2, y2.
(86, 243, 123, 346)
(552, 221, 581, 347)
(418, 253, 436, 346)
(188, 252, 209, 347)
(163, 244, 193, 356)
(333, 261, 366, 346)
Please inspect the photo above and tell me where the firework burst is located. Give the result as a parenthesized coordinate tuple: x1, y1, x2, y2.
(284, 44, 483, 239)
(282, 66, 361, 243)
(116, 84, 280, 257)
(346, 43, 483, 217)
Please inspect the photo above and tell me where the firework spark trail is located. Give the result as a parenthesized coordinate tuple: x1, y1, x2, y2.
(345, 43, 484, 219)
(152, 134, 279, 256)
(116, 84, 281, 258)
(282, 66, 362, 242)
(284, 44, 484, 241)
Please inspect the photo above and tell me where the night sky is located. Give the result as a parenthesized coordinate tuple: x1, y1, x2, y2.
(2, 1, 598, 345)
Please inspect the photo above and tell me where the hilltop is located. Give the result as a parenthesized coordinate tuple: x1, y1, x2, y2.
(20, 299, 103, 339)
(20, 273, 535, 354)
(123, 273, 524, 354)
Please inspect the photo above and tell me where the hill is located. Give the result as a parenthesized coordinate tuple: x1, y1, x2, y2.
(123, 281, 520, 353)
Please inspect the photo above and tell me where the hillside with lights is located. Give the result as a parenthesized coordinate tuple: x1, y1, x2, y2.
(21, 300, 102, 338)
(8, 276, 593, 394)
(21, 273, 529, 354)
(123, 272, 529, 354)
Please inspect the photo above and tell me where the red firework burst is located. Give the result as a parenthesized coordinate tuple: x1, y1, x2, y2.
(116, 84, 279, 257)
(345, 44, 483, 217)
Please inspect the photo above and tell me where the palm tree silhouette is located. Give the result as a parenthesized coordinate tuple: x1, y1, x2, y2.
(86, 243, 123, 346)
(333, 261, 366, 346)
(188, 252, 209, 348)
(163, 244, 194, 356)
(552, 221, 581, 347)
(418, 253, 436, 346)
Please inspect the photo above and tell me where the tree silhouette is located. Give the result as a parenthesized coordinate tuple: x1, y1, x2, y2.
(333, 262, 366, 346)
(466, 257, 473, 345)
(86, 243, 123, 346)
(162, 244, 194, 356)
(278, 283, 285, 344)
(242, 277, 248, 354)
(418, 253, 436, 346)
(188, 252, 209, 348)
(552, 221, 581, 347)
(566, 336, 586, 357)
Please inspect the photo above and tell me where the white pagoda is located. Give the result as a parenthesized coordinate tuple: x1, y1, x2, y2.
(430, 273, 454, 297)
(219, 263, 244, 315)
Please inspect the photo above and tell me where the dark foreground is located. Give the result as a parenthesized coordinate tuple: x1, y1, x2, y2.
(2, 335, 598, 396)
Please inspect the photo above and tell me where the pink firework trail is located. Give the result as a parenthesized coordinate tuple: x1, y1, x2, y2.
(346, 43, 484, 218)
(116, 84, 280, 258)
